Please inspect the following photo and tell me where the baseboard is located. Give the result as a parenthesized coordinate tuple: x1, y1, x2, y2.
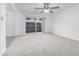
(14, 34, 26, 37)
(7, 34, 25, 38)
(0, 48, 7, 56)
(51, 33, 79, 42)
(44, 32, 52, 34)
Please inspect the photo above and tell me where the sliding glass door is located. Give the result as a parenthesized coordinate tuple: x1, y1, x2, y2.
(26, 22, 35, 33)
(36, 23, 42, 32)
(26, 22, 42, 33)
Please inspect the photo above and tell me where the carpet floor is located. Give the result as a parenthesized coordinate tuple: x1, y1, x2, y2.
(3, 33, 79, 56)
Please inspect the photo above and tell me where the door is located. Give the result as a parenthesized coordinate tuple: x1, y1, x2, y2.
(26, 22, 35, 33)
(0, 3, 6, 55)
(36, 23, 42, 32)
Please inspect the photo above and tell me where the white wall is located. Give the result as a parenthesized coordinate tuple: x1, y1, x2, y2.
(51, 5, 79, 41)
(6, 11, 15, 37)
(6, 4, 26, 37)
(44, 14, 53, 34)
(15, 12, 26, 36)
(0, 3, 6, 55)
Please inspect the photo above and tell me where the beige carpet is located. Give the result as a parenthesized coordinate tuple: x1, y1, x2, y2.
(3, 33, 79, 56)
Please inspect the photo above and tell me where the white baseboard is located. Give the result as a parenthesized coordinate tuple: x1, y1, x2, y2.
(0, 48, 7, 56)
(51, 33, 79, 42)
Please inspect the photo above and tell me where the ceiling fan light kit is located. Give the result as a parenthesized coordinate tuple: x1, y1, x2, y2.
(44, 9, 49, 13)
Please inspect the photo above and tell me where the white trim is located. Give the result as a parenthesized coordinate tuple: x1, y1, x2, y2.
(0, 48, 7, 56)
(51, 33, 79, 42)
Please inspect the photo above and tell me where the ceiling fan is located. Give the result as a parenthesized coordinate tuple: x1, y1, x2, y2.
(34, 3, 60, 14)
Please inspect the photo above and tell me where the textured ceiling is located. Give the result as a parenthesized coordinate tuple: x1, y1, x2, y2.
(14, 3, 79, 15)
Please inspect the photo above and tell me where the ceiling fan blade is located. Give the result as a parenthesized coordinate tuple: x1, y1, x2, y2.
(34, 8, 44, 9)
(50, 6, 60, 9)
(50, 10, 54, 13)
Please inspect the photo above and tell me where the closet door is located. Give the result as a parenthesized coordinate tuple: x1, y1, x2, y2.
(26, 22, 35, 33)
(36, 23, 42, 32)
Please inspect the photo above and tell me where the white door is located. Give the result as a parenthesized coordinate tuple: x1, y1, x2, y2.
(0, 3, 6, 55)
